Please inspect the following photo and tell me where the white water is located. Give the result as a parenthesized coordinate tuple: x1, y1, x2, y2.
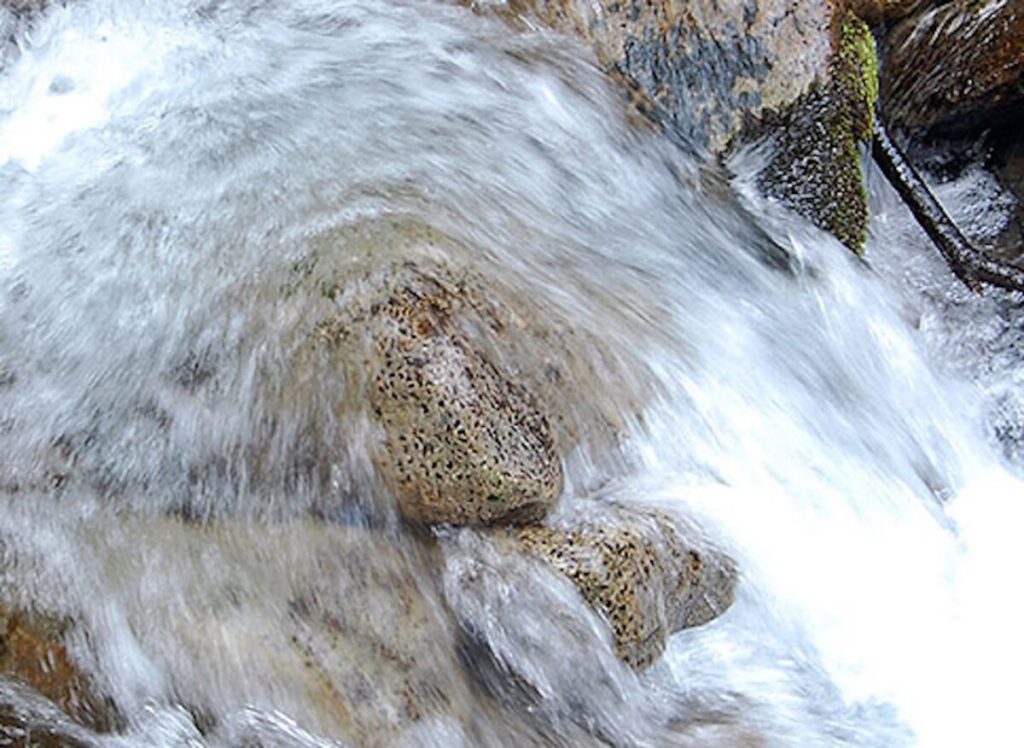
(0, 1, 1021, 746)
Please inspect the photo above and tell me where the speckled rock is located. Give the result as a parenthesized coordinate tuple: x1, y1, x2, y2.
(362, 273, 562, 526)
(497, 503, 736, 669)
(313, 259, 563, 526)
(302, 219, 654, 524)
(882, 0, 1024, 135)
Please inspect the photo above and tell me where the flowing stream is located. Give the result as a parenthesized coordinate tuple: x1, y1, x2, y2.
(1, 1, 1022, 746)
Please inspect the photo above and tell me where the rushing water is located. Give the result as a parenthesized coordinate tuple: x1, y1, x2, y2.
(1, 1, 1022, 746)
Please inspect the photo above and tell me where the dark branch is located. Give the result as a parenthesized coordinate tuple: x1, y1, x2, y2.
(871, 119, 1024, 294)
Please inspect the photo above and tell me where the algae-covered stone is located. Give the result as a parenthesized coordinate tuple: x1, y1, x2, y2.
(500, 503, 736, 669)
(756, 12, 879, 252)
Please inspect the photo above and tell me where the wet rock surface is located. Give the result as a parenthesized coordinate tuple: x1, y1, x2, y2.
(303, 219, 651, 524)
(439, 501, 737, 740)
(882, 0, 1024, 135)
(0, 603, 115, 735)
(473, 0, 881, 250)
(360, 270, 562, 526)
(506, 503, 736, 668)
(479, 0, 839, 154)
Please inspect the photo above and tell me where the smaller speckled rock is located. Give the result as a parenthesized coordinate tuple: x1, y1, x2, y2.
(363, 270, 563, 526)
(507, 504, 736, 669)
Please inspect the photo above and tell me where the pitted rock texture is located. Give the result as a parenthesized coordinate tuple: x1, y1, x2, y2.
(504, 504, 736, 668)
(303, 219, 656, 522)
(882, 0, 1024, 135)
(307, 236, 575, 526)
(365, 278, 562, 525)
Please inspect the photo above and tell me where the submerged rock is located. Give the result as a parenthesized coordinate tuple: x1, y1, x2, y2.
(472, 1, 881, 251)
(478, 0, 837, 154)
(505, 503, 736, 668)
(439, 501, 736, 739)
(0, 603, 116, 733)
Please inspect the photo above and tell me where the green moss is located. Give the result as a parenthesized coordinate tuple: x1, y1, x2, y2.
(836, 13, 879, 139)
(755, 11, 880, 254)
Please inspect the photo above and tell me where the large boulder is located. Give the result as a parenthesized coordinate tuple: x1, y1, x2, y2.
(364, 269, 562, 526)
(314, 258, 562, 526)
(472, 1, 882, 251)
(882, 0, 1024, 135)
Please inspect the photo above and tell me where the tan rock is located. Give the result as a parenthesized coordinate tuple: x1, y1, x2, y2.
(361, 270, 562, 525)
(301, 219, 654, 524)
(80, 517, 473, 747)
(499, 502, 736, 668)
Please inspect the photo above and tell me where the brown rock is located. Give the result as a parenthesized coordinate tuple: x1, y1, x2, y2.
(0, 604, 115, 733)
(883, 0, 1024, 134)
(301, 219, 654, 524)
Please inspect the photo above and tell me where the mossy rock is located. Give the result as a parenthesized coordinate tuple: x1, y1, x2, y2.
(497, 503, 736, 669)
(755, 12, 878, 253)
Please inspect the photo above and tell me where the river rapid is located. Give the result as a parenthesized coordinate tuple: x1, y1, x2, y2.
(0, 1, 1021, 746)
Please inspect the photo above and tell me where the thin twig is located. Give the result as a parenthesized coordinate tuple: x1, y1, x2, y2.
(872, 119, 1024, 294)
